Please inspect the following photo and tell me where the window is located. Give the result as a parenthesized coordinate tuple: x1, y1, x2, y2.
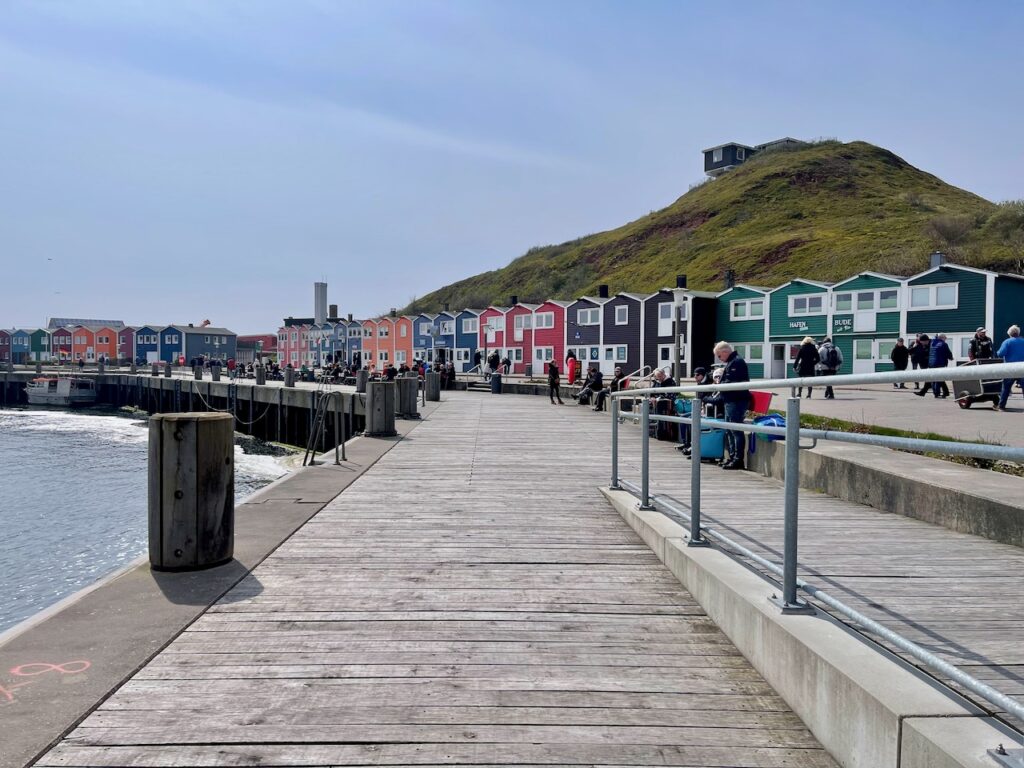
(485, 317, 502, 331)
(363, 328, 372, 337)
(790, 294, 826, 315)
(604, 348, 614, 361)
(455, 350, 470, 362)
(534, 347, 554, 362)
(877, 339, 896, 360)
(879, 290, 898, 309)
(616, 346, 628, 361)
(856, 292, 874, 311)
(835, 293, 852, 312)
(534, 312, 554, 329)
(577, 307, 600, 325)
(396, 350, 406, 363)
(378, 350, 389, 362)
(730, 299, 764, 320)
(659, 303, 672, 320)
(736, 147, 746, 161)
(908, 282, 958, 310)
(733, 344, 764, 362)
(419, 323, 431, 335)
(678, 302, 688, 321)
(400, 325, 408, 337)
(378, 326, 389, 337)
(612, 305, 629, 325)
(712, 148, 723, 163)
(439, 321, 453, 335)
(462, 318, 478, 334)
(204, 336, 210, 343)
(291, 332, 298, 342)
(513, 315, 532, 330)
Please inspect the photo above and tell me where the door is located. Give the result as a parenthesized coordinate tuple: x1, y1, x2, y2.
(771, 344, 787, 379)
(852, 339, 874, 374)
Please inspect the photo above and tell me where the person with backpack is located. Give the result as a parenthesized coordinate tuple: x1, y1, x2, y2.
(794, 336, 820, 398)
(816, 337, 843, 399)
(968, 328, 995, 361)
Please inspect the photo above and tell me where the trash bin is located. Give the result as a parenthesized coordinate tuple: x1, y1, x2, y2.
(490, 373, 502, 394)
(524, 364, 533, 378)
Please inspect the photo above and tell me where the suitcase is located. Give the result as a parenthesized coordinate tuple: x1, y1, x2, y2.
(655, 398, 678, 442)
(698, 428, 726, 460)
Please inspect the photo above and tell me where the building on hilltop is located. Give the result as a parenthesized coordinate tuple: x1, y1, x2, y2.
(703, 137, 804, 177)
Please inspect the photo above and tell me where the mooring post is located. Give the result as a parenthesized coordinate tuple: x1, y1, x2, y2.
(365, 381, 397, 437)
(148, 412, 234, 571)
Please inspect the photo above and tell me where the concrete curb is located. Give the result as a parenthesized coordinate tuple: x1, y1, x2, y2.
(600, 487, 1017, 768)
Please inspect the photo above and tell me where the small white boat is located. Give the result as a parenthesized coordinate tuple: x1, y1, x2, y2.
(25, 377, 98, 406)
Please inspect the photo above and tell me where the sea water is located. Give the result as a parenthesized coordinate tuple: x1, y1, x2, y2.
(0, 408, 289, 633)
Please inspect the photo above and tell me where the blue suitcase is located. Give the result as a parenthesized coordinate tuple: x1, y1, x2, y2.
(698, 428, 726, 461)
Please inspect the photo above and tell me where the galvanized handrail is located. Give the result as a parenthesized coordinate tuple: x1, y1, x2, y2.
(608, 362, 1024, 727)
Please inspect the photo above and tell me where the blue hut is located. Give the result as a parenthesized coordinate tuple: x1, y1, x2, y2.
(433, 311, 457, 365)
(455, 309, 481, 371)
(412, 314, 436, 363)
(11, 329, 31, 364)
(158, 325, 185, 364)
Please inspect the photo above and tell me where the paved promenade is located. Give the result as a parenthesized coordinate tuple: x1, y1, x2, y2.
(36, 394, 837, 767)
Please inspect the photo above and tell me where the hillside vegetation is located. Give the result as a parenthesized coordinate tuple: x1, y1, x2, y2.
(405, 141, 1024, 313)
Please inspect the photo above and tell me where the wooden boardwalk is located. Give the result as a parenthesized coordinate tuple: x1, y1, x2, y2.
(612, 397, 1024, 731)
(37, 395, 837, 767)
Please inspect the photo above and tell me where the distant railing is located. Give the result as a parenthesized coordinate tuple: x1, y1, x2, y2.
(609, 362, 1024, 726)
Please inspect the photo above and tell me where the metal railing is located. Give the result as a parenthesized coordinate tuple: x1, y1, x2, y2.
(609, 362, 1024, 727)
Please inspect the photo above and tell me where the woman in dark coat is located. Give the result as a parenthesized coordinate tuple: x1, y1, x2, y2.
(910, 334, 931, 394)
(794, 336, 820, 398)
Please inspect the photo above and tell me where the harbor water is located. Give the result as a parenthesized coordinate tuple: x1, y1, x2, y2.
(0, 408, 289, 633)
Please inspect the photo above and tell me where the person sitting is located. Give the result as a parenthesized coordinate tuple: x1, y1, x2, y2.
(576, 366, 603, 405)
(593, 367, 624, 411)
(677, 367, 708, 454)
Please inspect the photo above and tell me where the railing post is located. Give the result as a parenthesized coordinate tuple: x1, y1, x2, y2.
(689, 404, 708, 546)
(333, 392, 341, 466)
(773, 395, 813, 614)
(610, 397, 620, 489)
(639, 397, 653, 509)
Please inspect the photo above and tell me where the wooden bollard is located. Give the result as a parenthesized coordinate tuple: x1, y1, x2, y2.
(365, 381, 397, 436)
(355, 369, 368, 393)
(425, 371, 440, 401)
(35, 361, 43, 375)
(284, 367, 296, 388)
(164, 362, 172, 378)
(255, 365, 266, 385)
(211, 365, 221, 382)
(148, 412, 234, 571)
(194, 366, 203, 380)
(151, 363, 160, 376)
(396, 375, 419, 418)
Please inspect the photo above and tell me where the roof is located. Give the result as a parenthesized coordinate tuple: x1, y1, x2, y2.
(577, 296, 612, 305)
(540, 300, 574, 308)
(768, 278, 834, 293)
(511, 303, 542, 311)
(616, 292, 648, 302)
(701, 142, 755, 153)
(754, 137, 804, 150)
(179, 326, 235, 335)
(715, 284, 771, 297)
(831, 271, 904, 288)
(47, 318, 125, 330)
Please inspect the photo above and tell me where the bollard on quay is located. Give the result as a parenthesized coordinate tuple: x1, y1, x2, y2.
(425, 371, 440, 401)
(255, 364, 266, 385)
(148, 412, 234, 571)
(355, 369, 368, 393)
(365, 381, 397, 436)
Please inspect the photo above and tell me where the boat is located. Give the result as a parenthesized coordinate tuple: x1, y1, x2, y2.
(25, 376, 98, 406)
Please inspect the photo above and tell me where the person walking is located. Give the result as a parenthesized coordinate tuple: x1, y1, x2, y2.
(995, 325, 1024, 411)
(925, 334, 953, 398)
(816, 337, 843, 399)
(910, 334, 931, 394)
(794, 336, 820, 398)
(713, 342, 751, 470)
(969, 328, 995, 361)
(889, 338, 910, 388)
(547, 361, 564, 404)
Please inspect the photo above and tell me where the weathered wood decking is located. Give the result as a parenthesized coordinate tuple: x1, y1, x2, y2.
(613, 398, 1024, 731)
(37, 395, 838, 767)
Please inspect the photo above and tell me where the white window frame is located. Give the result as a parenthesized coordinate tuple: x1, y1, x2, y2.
(736, 147, 746, 161)
(732, 343, 764, 362)
(712, 148, 723, 163)
(577, 307, 600, 326)
(462, 318, 478, 334)
(730, 299, 764, 320)
(396, 350, 406, 363)
(789, 293, 827, 316)
(534, 312, 554, 329)
(378, 326, 389, 337)
(534, 346, 554, 362)
(614, 305, 629, 325)
(615, 345, 628, 362)
(439, 321, 454, 335)
(400, 325, 408, 337)
(908, 282, 959, 311)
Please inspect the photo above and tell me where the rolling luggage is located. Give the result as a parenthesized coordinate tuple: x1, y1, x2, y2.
(655, 398, 677, 442)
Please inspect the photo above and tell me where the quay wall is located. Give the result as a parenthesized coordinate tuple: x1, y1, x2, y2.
(0, 371, 365, 451)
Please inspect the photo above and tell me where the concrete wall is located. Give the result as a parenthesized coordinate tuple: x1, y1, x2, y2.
(747, 438, 1024, 548)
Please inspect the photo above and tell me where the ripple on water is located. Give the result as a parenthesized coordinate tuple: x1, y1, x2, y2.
(0, 408, 290, 633)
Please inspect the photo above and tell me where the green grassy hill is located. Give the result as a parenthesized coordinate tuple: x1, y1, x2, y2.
(405, 140, 1024, 313)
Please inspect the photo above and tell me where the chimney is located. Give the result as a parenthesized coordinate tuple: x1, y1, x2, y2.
(676, 274, 687, 289)
(443, 302, 450, 312)
(724, 270, 736, 290)
(598, 284, 609, 299)
(510, 295, 518, 306)
(390, 308, 397, 317)
(930, 251, 947, 269)
(329, 304, 338, 318)
(188, 323, 194, 328)
(347, 313, 353, 322)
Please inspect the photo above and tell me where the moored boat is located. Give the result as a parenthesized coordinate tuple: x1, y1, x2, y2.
(25, 377, 98, 406)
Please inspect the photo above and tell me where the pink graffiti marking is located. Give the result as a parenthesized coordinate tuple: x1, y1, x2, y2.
(10, 660, 91, 677)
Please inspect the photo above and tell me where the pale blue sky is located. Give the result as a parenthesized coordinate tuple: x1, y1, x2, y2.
(1, 1, 1021, 333)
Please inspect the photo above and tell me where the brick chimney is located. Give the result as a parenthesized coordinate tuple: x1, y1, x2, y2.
(598, 285, 609, 299)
